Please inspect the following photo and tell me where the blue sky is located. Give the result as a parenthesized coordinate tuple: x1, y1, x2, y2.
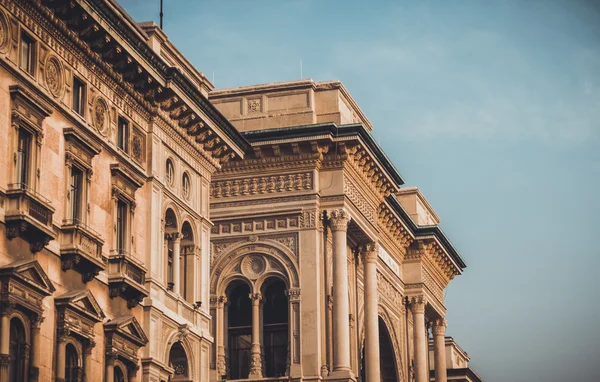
(118, 1, 600, 380)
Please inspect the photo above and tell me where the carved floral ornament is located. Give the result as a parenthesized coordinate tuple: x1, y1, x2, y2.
(241, 255, 267, 280)
(45, 56, 64, 98)
(328, 208, 350, 231)
(0, 11, 9, 53)
(360, 242, 379, 263)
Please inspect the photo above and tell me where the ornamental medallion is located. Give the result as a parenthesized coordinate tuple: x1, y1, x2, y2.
(92, 97, 108, 136)
(45, 57, 63, 98)
(0, 11, 9, 53)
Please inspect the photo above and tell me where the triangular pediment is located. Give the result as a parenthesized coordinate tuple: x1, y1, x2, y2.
(55, 289, 105, 322)
(104, 315, 148, 347)
(0, 259, 56, 296)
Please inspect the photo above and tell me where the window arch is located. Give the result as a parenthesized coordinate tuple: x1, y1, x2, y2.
(166, 158, 175, 186)
(164, 208, 178, 291)
(168, 342, 189, 380)
(262, 278, 288, 377)
(65, 343, 81, 382)
(182, 172, 191, 200)
(114, 364, 126, 382)
(180, 221, 195, 303)
(227, 281, 252, 380)
(9, 317, 27, 382)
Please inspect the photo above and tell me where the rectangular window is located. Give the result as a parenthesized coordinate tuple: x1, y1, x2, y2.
(69, 166, 84, 222)
(16, 129, 31, 187)
(116, 200, 128, 252)
(72, 77, 85, 116)
(117, 117, 129, 153)
(20, 32, 35, 75)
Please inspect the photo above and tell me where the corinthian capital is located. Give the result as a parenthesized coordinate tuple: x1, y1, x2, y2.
(409, 295, 427, 314)
(360, 242, 379, 263)
(432, 318, 447, 336)
(328, 208, 350, 232)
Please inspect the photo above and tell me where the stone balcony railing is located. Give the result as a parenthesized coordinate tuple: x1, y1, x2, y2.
(5, 183, 56, 253)
(59, 219, 105, 283)
(108, 249, 148, 308)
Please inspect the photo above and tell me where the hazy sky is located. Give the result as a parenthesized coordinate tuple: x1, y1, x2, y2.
(118, 1, 600, 381)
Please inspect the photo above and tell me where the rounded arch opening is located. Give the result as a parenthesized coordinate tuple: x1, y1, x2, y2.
(65, 343, 81, 382)
(360, 317, 400, 382)
(226, 281, 252, 379)
(164, 208, 178, 290)
(180, 221, 194, 302)
(168, 341, 189, 380)
(9, 317, 27, 382)
(114, 365, 126, 382)
(262, 277, 288, 378)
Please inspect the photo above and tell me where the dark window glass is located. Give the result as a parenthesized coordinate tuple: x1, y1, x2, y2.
(16, 129, 31, 187)
(114, 366, 126, 382)
(20, 32, 35, 75)
(116, 200, 128, 252)
(263, 279, 289, 377)
(69, 166, 84, 222)
(168, 342, 189, 379)
(72, 77, 85, 116)
(117, 117, 129, 153)
(65, 344, 81, 382)
(228, 283, 252, 379)
(9, 318, 27, 382)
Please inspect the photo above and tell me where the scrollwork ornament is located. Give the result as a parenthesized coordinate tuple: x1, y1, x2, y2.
(45, 56, 63, 98)
(242, 255, 267, 280)
(0, 11, 9, 54)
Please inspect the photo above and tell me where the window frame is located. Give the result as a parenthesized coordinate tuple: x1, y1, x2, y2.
(72, 76, 86, 117)
(19, 30, 36, 76)
(115, 198, 129, 254)
(166, 158, 175, 187)
(182, 171, 191, 200)
(117, 116, 130, 154)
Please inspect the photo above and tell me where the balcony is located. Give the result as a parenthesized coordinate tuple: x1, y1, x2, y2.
(59, 219, 105, 283)
(108, 250, 148, 308)
(5, 183, 55, 253)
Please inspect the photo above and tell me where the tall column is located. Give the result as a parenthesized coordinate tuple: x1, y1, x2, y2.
(56, 332, 67, 382)
(362, 243, 381, 382)
(105, 352, 117, 382)
(0, 303, 14, 382)
(29, 316, 44, 382)
(83, 340, 95, 382)
(216, 296, 227, 378)
(328, 208, 353, 377)
(223, 299, 230, 377)
(248, 293, 263, 378)
(410, 296, 428, 382)
(172, 233, 181, 295)
(432, 319, 448, 382)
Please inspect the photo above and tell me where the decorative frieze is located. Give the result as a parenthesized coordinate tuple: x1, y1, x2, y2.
(344, 179, 377, 225)
(212, 215, 303, 235)
(211, 172, 313, 198)
(376, 272, 403, 308)
(212, 232, 299, 265)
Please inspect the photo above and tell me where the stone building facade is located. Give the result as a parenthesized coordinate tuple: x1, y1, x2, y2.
(0, 1, 246, 382)
(0, 1, 471, 382)
(208, 80, 466, 382)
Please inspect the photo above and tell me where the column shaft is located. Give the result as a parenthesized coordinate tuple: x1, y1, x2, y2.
(363, 243, 381, 382)
(30, 318, 42, 382)
(172, 234, 181, 295)
(0, 311, 10, 382)
(329, 209, 352, 375)
(216, 297, 226, 377)
(56, 338, 67, 381)
(248, 294, 263, 378)
(105, 355, 115, 382)
(433, 319, 448, 382)
(411, 297, 428, 382)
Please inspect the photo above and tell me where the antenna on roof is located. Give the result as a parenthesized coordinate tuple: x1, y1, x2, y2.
(159, 0, 164, 29)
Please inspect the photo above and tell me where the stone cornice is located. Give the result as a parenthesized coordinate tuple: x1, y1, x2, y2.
(20, 0, 246, 165)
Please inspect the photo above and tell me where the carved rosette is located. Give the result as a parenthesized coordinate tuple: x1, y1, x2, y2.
(92, 97, 109, 136)
(241, 255, 266, 280)
(361, 242, 379, 263)
(44, 56, 63, 98)
(328, 208, 350, 232)
(0, 11, 9, 54)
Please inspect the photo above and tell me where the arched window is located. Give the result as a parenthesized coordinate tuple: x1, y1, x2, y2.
(168, 342, 189, 380)
(9, 318, 27, 382)
(182, 172, 191, 200)
(181, 222, 194, 303)
(166, 159, 175, 186)
(227, 282, 252, 379)
(114, 365, 126, 382)
(65, 343, 81, 382)
(164, 208, 178, 291)
(263, 279, 288, 377)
